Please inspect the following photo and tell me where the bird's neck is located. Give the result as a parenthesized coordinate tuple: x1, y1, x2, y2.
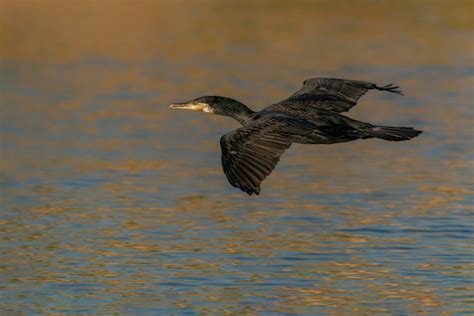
(220, 100, 255, 126)
(231, 106, 255, 125)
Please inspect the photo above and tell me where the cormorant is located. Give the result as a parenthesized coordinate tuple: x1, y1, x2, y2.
(169, 77, 422, 195)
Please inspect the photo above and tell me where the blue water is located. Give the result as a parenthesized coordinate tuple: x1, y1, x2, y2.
(1, 2, 473, 314)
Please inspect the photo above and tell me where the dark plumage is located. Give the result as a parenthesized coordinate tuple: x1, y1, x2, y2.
(169, 77, 422, 195)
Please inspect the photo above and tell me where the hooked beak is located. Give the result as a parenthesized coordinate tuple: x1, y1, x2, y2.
(169, 102, 212, 113)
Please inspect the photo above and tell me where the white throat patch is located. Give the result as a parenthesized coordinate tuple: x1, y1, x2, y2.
(199, 103, 213, 113)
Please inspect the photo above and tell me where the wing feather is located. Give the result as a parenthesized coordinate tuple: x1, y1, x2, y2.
(220, 116, 314, 195)
(271, 77, 403, 113)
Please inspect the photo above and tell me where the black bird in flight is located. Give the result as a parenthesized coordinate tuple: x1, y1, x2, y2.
(169, 78, 422, 195)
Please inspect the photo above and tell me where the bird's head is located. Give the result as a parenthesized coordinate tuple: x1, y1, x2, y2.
(169, 96, 246, 115)
(169, 96, 255, 125)
(169, 96, 214, 113)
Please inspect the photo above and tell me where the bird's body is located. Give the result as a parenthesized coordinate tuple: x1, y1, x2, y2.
(169, 78, 422, 195)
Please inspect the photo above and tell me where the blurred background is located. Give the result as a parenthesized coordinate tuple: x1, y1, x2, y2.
(1, 0, 473, 314)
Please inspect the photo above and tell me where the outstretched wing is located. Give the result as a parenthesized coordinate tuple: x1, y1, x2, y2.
(272, 77, 403, 113)
(220, 116, 314, 195)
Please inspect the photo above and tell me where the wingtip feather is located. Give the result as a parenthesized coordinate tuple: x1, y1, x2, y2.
(375, 83, 404, 96)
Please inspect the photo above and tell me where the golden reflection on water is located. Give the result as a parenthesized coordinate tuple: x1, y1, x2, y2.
(1, 0, 472, 66)
(1, 0, 473, 314)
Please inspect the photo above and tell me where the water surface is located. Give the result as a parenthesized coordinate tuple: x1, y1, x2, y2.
(1, 1, 473, 314)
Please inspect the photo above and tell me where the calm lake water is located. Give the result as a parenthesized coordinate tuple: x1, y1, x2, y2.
(1, 1, 473, 314)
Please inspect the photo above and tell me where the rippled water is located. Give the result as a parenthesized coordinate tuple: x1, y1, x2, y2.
(1, 1, 473, 314)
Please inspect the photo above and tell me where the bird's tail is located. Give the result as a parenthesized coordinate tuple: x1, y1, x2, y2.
(368, 125, 422, 141)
